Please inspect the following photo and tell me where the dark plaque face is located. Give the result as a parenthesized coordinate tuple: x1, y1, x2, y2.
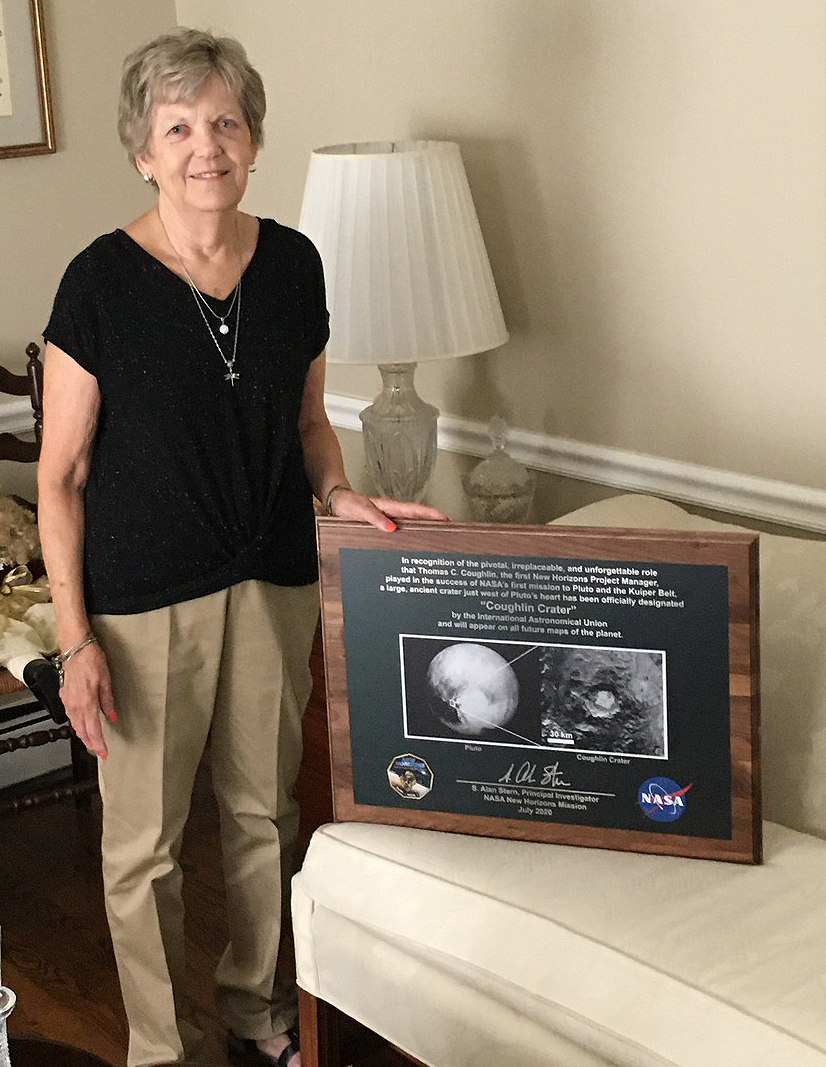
(317, 519, 761, 864)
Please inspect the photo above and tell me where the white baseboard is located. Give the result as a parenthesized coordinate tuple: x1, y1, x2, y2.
(6, 389, 821, 533)
(325, 392, 826, 534)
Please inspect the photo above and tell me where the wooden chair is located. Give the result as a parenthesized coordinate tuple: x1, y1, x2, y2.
(0, 342, 97, 816)
(0, 341, 44, 457)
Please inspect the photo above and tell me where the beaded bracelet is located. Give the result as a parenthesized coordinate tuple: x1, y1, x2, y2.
(323, 482, 352, 515)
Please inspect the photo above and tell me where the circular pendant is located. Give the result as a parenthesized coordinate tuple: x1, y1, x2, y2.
(219, 322, 230, 335)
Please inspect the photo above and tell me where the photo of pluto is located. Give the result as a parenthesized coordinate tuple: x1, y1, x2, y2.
(401, 635, 666, 758)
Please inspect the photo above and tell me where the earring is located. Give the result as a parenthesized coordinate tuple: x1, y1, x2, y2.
(249, 165, 257, 173)
(143, 172, 154, 184)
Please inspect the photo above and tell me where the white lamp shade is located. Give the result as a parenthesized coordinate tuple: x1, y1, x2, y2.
(298, 140, 508, 365)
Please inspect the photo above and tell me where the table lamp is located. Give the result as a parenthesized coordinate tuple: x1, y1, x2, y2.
(298, 140, 508, 501)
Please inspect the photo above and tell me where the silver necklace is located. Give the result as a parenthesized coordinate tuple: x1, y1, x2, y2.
(184, 270, 240, 335)
(188, 275, 242, 385)
(160, 214, 243, 385)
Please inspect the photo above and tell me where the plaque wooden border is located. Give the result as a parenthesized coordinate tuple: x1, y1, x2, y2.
(317, 519, 761, 864)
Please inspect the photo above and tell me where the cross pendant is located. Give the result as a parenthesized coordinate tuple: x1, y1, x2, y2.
(225, 370, 240, 386)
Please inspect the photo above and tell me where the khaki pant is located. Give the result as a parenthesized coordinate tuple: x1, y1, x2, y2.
(95, 580, 319, 1067)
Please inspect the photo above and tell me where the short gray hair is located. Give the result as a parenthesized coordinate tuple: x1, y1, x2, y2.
(118, 27, 266, 165)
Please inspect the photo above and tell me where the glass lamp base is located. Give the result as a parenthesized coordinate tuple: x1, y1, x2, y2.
(359, 363, 439, 502)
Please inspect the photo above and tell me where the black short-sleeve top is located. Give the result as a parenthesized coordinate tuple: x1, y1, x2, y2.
(44, 219, 330, 615)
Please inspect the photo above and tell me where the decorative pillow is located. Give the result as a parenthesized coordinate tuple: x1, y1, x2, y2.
(552, 494, 826, 841)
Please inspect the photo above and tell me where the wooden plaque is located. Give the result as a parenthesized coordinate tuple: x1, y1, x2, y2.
(317, 519, 761, 863)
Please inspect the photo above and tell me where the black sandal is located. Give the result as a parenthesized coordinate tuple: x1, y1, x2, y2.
(227, 1028, 300, 1067)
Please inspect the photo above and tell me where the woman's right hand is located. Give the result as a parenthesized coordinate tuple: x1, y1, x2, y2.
(60, 643, 117, 759)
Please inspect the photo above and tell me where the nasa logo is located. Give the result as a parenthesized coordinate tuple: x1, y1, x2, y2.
(637, 776, 692, 823)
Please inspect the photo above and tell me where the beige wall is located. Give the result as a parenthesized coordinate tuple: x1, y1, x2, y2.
(175, 0, 826, 498)
(4, 3, 824, 512)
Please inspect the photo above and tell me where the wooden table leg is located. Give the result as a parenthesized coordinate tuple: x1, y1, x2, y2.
(298, 987, 342, 1067)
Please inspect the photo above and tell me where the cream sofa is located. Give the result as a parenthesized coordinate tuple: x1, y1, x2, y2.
(292, 494, 826, 1067)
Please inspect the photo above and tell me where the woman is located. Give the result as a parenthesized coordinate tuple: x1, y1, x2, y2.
(37, 28, 446, 1067)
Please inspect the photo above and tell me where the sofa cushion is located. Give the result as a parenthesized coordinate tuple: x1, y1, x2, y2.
(550, 493, 826, 840)
(294, 819, 826, 1067)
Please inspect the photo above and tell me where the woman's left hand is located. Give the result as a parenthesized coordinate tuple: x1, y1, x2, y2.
(328, 488, 449, 532)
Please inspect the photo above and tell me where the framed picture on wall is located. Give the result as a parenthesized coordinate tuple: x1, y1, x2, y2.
(317, 518, 762, 864)
(0, 0, 54, 159)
